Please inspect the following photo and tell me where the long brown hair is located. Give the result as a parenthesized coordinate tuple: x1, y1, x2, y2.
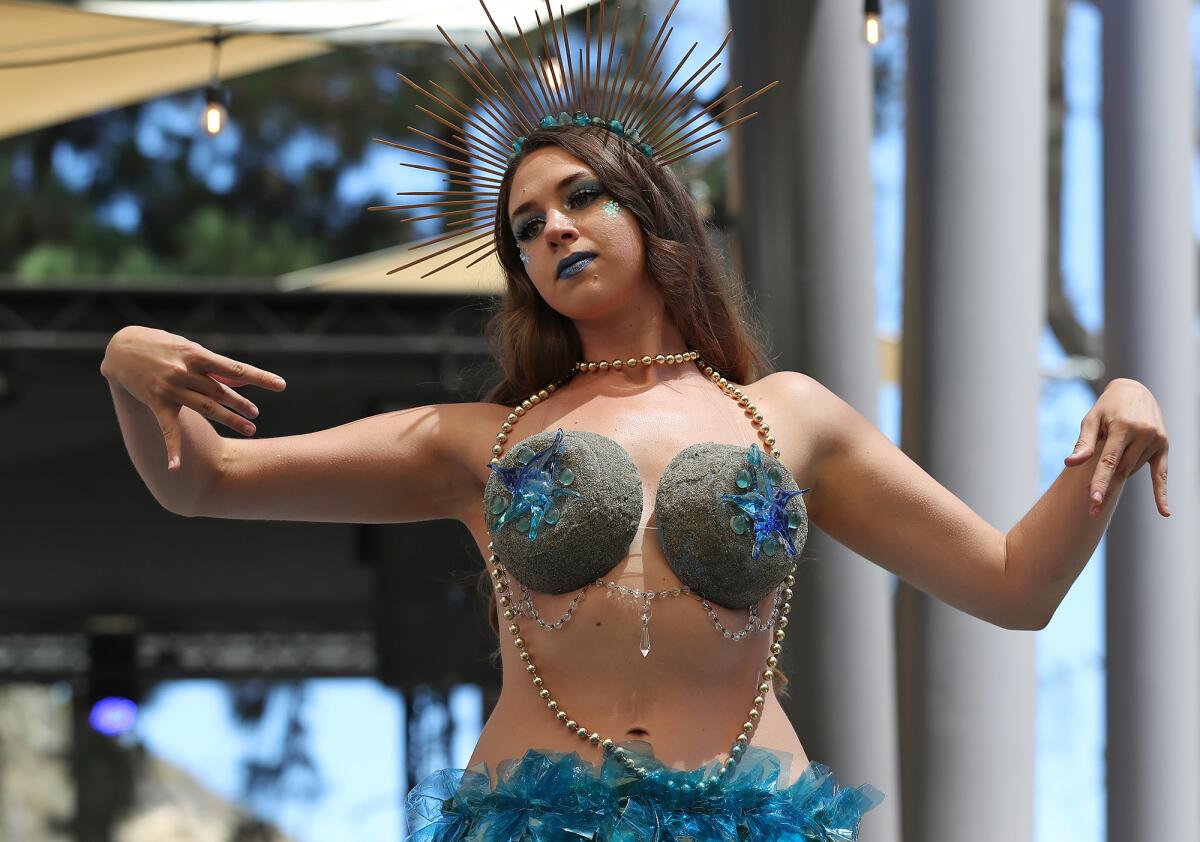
(483, 126, 771, 404)
(475, 126, 791, 697)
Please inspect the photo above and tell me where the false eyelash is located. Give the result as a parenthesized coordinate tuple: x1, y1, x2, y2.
(515, 187, 603, 241)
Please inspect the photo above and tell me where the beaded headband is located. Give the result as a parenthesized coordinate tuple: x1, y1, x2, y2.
(370, 0, 778, 278)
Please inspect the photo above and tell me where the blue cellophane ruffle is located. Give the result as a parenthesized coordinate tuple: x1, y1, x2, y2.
(405, 742, 884, 841)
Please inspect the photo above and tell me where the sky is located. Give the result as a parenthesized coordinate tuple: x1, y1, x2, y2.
(123, 2, 1199, 840)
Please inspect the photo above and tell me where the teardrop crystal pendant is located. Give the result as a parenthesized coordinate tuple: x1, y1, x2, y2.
(639, 610, 651, 658)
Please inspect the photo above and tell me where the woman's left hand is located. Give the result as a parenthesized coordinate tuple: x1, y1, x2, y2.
(1064, 378, 1170, 518)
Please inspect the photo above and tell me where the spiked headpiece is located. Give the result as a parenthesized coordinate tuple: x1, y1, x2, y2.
(371, 0, 778, 278)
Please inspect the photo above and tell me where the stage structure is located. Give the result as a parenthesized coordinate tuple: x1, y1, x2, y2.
(0, 283, 504, 826)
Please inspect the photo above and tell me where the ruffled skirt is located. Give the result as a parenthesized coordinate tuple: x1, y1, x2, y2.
(405, 743, 883, 841)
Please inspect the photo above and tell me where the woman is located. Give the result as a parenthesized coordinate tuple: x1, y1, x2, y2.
(99, 4, 1172, 839)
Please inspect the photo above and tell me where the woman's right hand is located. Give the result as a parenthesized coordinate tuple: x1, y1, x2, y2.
(101, 326, 287, 471)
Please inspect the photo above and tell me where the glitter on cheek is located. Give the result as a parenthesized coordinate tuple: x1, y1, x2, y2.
(601, 199, 622, 217)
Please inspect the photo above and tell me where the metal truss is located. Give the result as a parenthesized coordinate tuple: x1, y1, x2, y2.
(0, 631, 376, 681)
(0, 285, 493, 358)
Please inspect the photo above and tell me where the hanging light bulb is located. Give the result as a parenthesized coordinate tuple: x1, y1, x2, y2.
(201, 31, 229, 135)
(863, 0, 883, 47)
(203, 83, 228, 135)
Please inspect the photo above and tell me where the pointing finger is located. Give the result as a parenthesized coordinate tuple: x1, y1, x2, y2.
(204, 352, 286, 391)
(1113, 436, 1150, 487)
(1149, 448, 1170, 517)
(1090, 424, 1128, 513)
(153, 404, 183, 471)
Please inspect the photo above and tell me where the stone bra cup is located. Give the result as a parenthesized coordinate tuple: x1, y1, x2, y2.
(482, 428, 809, 609)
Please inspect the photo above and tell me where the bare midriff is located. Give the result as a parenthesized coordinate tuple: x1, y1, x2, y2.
(454, 371, 817, 788)
(466, 579, 813, 787)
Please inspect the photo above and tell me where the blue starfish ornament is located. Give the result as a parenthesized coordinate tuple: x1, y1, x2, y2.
(487, 428, 582, 540)
(721, 443, 810, 559)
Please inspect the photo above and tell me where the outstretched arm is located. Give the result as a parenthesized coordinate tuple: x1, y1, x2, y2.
(1009, 377, 1169, 626)
(781, 373, 1169, 630)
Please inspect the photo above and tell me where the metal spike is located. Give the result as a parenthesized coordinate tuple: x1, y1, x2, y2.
(629, 40, 695, 136)
(619, 27, 673, 129)
(376, 139, 506, 179)
(479, 0, 552, 118)
(643, 65, 725, 149)
(439, 27, 531, 135)
(655, 80, 779, 157)
(609, 16, 647, 126)
(616, 0, 680, 126)
(597, 3, 621, 118)
(534, 10, 567, 115)
(555, 3, 579, 115)
(656, 111, 760, 163)
(514, 16, 558, 119)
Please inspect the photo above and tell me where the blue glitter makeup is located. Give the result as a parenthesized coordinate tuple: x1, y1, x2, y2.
(602, 199, 621, 217)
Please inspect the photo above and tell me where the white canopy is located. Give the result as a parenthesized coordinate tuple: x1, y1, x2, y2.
(82, 0, 596, 44)
(0, 1, 328, 139)
(278, 229, 506, 295)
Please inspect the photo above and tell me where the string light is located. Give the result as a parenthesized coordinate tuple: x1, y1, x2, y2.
(863, 0, 883, 47)
(203, 84, 228, 135)
(202, 31, 230, 135)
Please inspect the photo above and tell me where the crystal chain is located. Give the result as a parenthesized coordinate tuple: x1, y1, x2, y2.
(516, 577, 787, 644)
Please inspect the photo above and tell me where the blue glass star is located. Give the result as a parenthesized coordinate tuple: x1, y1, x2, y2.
(721, 443, 810, 560)
(487, 428, 582, 540)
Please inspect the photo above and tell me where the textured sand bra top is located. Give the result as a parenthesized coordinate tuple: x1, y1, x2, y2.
(482, 429, 809, 609)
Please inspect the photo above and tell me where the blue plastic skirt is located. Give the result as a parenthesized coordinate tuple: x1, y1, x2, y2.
(405, 742, 884, 841)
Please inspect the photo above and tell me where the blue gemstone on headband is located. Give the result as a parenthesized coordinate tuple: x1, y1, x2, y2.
(591, 116, 605, 126)
(609, 119, 625, 135)
(573, 112, 590, 127)
(639, 143, 654, 156)
(627, 128, 642, 144)
(540, 115, 556, 129)
(557, 111, 571, 126)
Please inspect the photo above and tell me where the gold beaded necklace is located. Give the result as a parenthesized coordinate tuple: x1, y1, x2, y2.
(486, 350, 793, 786)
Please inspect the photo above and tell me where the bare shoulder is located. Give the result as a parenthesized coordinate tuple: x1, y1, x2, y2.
(744, 370, 851, 451)
(199, 399, 513, 524)
(749, 370, 833, 403)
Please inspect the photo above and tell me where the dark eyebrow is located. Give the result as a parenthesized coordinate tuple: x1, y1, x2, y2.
(508, 170, 594, 223)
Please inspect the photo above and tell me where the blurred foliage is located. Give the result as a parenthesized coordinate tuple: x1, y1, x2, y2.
(0, 39, 487, 287)
(0, 0, 796, 289)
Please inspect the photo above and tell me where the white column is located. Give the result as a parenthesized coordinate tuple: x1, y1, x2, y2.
(729, 3, 900, 839)
(897, 1, 1044, 839)
(1100, 2, 1200, 838)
